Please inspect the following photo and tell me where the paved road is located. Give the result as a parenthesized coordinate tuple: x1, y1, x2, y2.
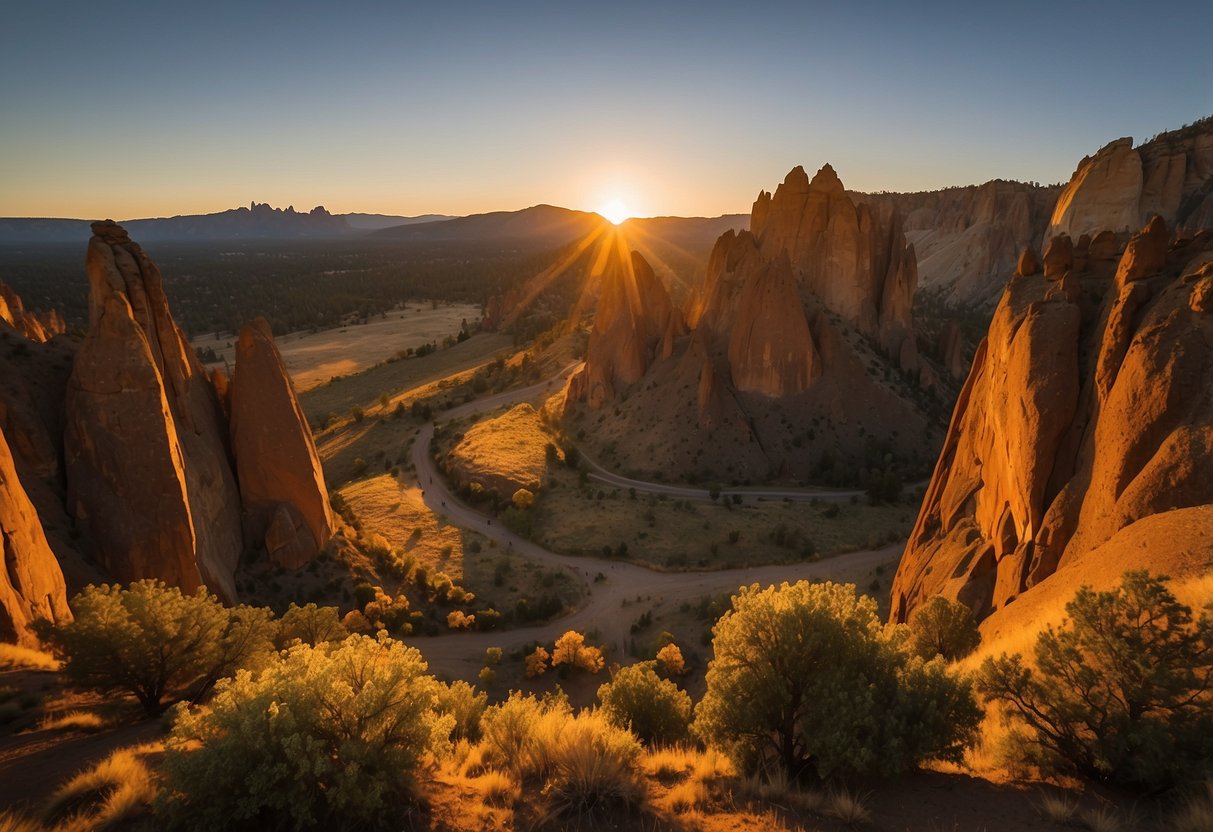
(407, 364, 903, 679)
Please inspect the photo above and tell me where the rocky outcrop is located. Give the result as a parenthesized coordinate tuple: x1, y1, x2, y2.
(891, 219, 1213, 624)
(566, 242, 685, 408)
(0, 424, 70, 646)
(0, 282, 65, 343)
(565, 164, 949, 485)
(1046, 119, 1213, 242)
(65, 221, 243, 600)
(866, 179, 1059, 308)
(229, 318, 333, 569)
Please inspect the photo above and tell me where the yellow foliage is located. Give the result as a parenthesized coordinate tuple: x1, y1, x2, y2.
(551, 631, 604, 674)
(655, 642, 686, 676)
(525, 646, 550, 678)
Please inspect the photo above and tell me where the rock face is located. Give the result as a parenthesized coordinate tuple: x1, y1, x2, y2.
(1047, 119, 1213, 242)
(866, 179, 1059, 307)
(566, 164, 949, 485)
(891, 219, 1213, 624)
(0, 424, 71, 646)
(0, 282, 65, 343)
(65, 221, 243, 600)
(229, 318, 334, 569)
(566, 243, 685, 409)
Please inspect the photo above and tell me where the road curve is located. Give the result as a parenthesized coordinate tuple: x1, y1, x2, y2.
(406, 364, 903, 680)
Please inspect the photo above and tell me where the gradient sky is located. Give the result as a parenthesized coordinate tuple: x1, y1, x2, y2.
(2, 0, 1210, 220)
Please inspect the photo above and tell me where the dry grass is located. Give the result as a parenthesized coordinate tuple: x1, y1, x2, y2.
(341, 476, 471, 577)
(0, 812, 43, 832)
(473, 770, 520, 806)
(643, 746, 696, 782)
(444, 402, 556, 499)
(195, 302, 486, 393)
(1172, 781, 1213, 832)
(532, 463, 914, 571)
(1035, 791, 1078, 824)
(667, 779, 708, 813)
(824, 788, 872, 825)
(42, 744, 158, 831)
(38, 711, 106, 733)
(0, 644, 59, 671)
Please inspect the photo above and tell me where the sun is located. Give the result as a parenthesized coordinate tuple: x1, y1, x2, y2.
(597, 198, 631, 225)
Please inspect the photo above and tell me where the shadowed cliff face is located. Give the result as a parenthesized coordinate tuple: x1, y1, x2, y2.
(230, 318, 334, 569)
(892, 219, 1213, 624)
(0, 423, 71, 646)
(0, 282, 65, 343)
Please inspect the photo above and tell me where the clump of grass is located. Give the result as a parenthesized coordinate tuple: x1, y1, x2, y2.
(0, 644, 59, 671)
(539, 713, 645, 823)
(1035, 791, 1078, 824)
(825, 789, 871, 825)
(1078, 804, 1123, 832)
(667, 779, 708, 813)
(39, 711, 105, 733)
(689, 747, 732, 783)
(475, 770, 520, 806)
(0, 811, 44, 832)
(643, 746, 693, 782)
(1172, 782, 1213, 832)
(42, 745, 157, 831)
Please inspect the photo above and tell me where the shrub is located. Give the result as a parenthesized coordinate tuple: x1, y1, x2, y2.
(438, 680, 487, 742)
(526, 646, 550, 677)
(275, 603, 346, 648)
(552, 631, 604, 675)
(693, 581, 981, 781)
(541, 711, 644, 822)
(49, 581, 275, 716)
(907, 595, 981, 661)
(977, 571, 1213, 790)
(479, 691, 571, 779)
(598, 662, 692, 745)
(160, 634, 452, 831)
(655, 642, 686, 676)
(512, 488, 535, 510)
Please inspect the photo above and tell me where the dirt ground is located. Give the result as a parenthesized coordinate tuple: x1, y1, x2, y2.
(193, 301, 486, 392)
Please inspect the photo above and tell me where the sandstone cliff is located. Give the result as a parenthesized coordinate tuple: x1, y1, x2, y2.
(65, 221, 243, 600)
(891, 219, 1213, 624)
(1047, 118, 1213, 242)
(0, 424, 71, 646)
(866, 180, 1059, 308)
(229, 318, 334, 569)
(566, 242, 685, 408)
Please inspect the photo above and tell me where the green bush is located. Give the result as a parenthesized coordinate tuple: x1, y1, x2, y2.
(597, 662, 692, 745)
(977, 571, 1213, 791)
(693, 580, 981, 781)
(438, 680, 488, 742)
(275, 603, 347, 649)
(49, 581, 275, 716)
(907, 596, 981, 661)
(160, 633, 452, 831)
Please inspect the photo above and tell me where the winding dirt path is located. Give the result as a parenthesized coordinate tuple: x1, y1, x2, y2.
(406, 364, 902, 678)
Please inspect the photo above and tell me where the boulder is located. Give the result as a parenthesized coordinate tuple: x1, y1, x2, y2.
(1114, 216, 1169, 285)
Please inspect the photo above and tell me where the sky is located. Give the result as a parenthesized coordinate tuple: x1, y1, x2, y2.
(2, 0, 1210, 220)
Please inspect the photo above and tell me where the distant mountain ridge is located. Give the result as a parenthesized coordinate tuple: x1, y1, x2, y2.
(0, 204, 453, 243)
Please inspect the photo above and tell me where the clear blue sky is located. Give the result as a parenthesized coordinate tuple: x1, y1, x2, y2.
(2, 0, 1210, 219)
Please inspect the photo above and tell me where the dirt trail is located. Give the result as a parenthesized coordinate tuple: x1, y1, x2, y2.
(407, 364, 902, 678)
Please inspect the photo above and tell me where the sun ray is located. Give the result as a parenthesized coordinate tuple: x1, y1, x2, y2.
(500, 222, 610, 329)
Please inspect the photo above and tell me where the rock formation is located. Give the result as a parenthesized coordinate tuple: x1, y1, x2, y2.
(891, 218, 1213, 624)
(0, 424, 71, 646)
(65, 221, 244, 600)
(566, 164, 949, 485)
(1047, 118, 1213, 242)
(566, 241, 685, 409)
(0, 281, 65, 343)
(229, 318, 334, 569)
(866, 179, 1059, 308)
